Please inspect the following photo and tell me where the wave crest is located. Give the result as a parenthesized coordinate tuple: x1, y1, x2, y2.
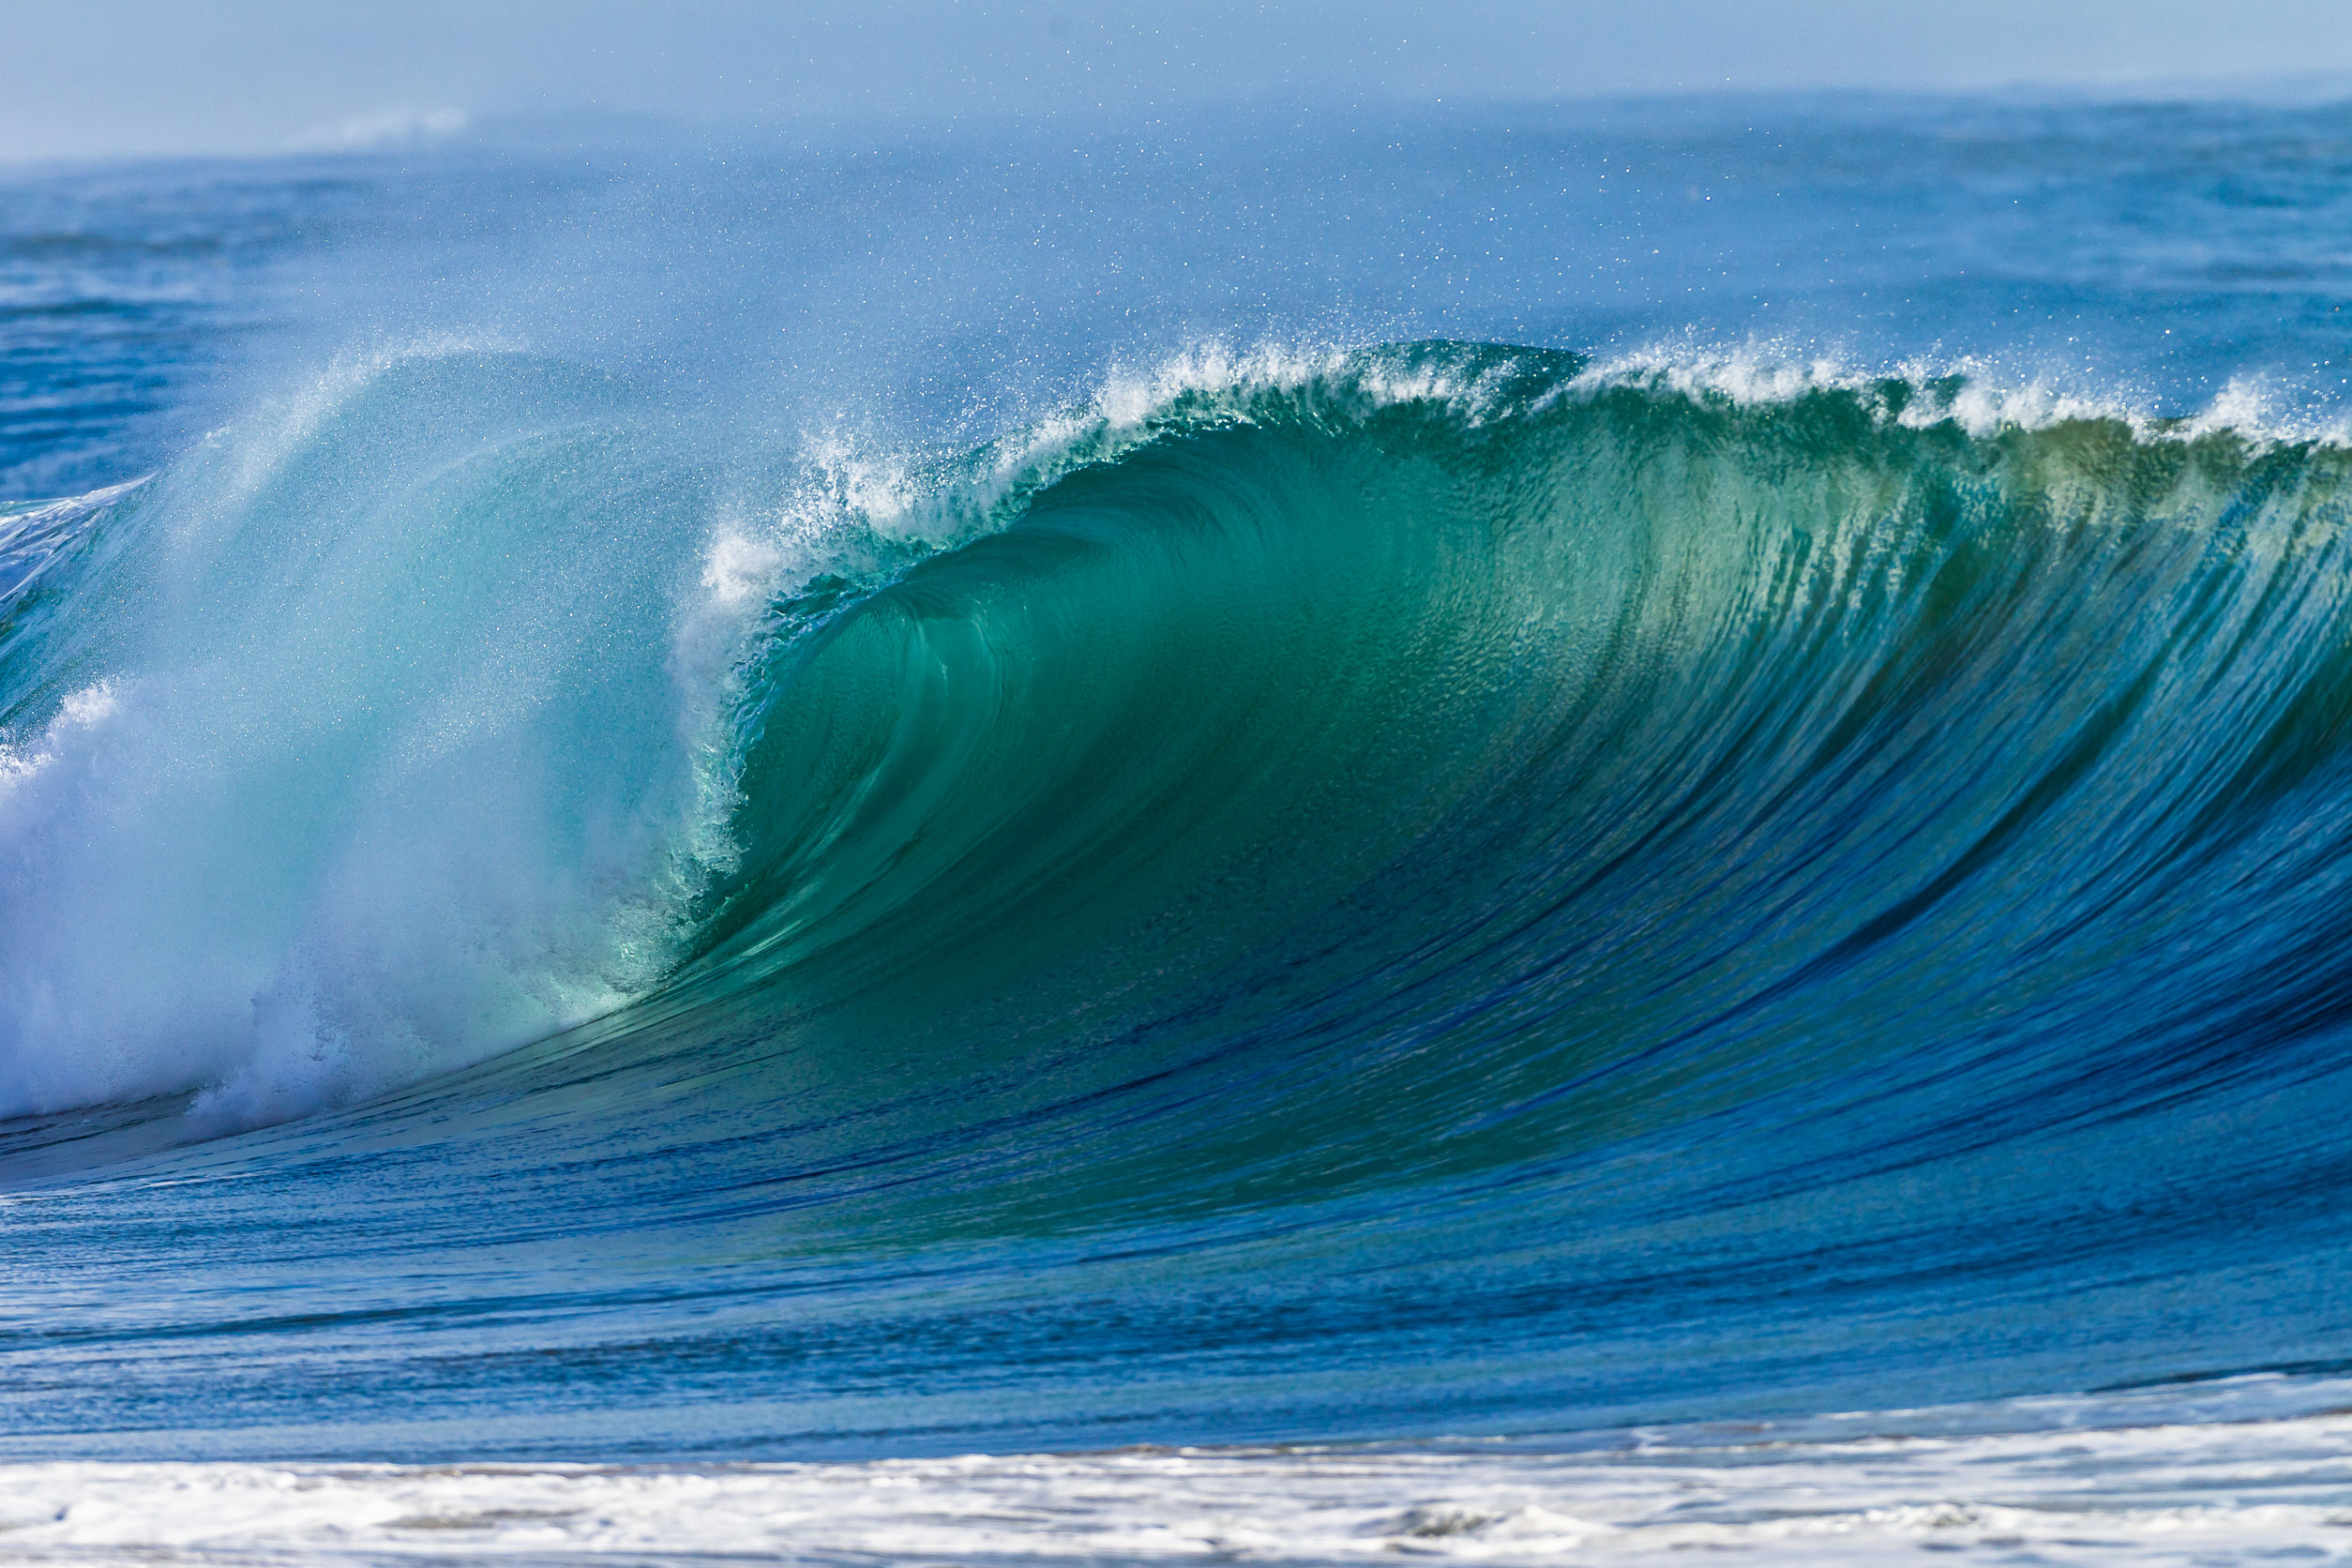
(8, 340, 2352, 1195)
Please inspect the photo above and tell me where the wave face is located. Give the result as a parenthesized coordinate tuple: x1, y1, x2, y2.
(12, 333, 2352, 1457)
(666, 342, 2352, 1237)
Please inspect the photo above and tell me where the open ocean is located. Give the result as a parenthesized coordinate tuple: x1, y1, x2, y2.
(7, 90, 2352, 1562)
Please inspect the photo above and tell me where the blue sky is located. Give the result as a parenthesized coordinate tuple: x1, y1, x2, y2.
(5, 0, 2351, 161)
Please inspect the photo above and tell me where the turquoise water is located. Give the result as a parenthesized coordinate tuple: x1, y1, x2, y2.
(7, 96, 2352, 1481)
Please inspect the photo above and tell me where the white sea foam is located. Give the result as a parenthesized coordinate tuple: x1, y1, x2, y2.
(1567, 339, 2352, 446)
(1011, 338, 2352, 510)
(7, 1380, 2352, 1564)
(0, 348, 729, 1126)
(293, 106, 472, 154)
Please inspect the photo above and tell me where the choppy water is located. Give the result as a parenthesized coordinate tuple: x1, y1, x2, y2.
(7, 92, 2352, 1560)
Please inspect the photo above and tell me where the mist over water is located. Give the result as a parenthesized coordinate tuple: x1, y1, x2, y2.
(6, 88, 2352, 1562)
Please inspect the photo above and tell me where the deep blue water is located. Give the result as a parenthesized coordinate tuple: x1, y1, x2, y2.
(5, 93, 2352, 1464)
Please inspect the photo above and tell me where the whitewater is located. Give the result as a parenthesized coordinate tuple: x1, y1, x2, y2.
(7, 91, 2352, 1561)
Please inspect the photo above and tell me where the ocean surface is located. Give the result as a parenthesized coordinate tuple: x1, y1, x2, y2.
(7, 90, 2352, 1561)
